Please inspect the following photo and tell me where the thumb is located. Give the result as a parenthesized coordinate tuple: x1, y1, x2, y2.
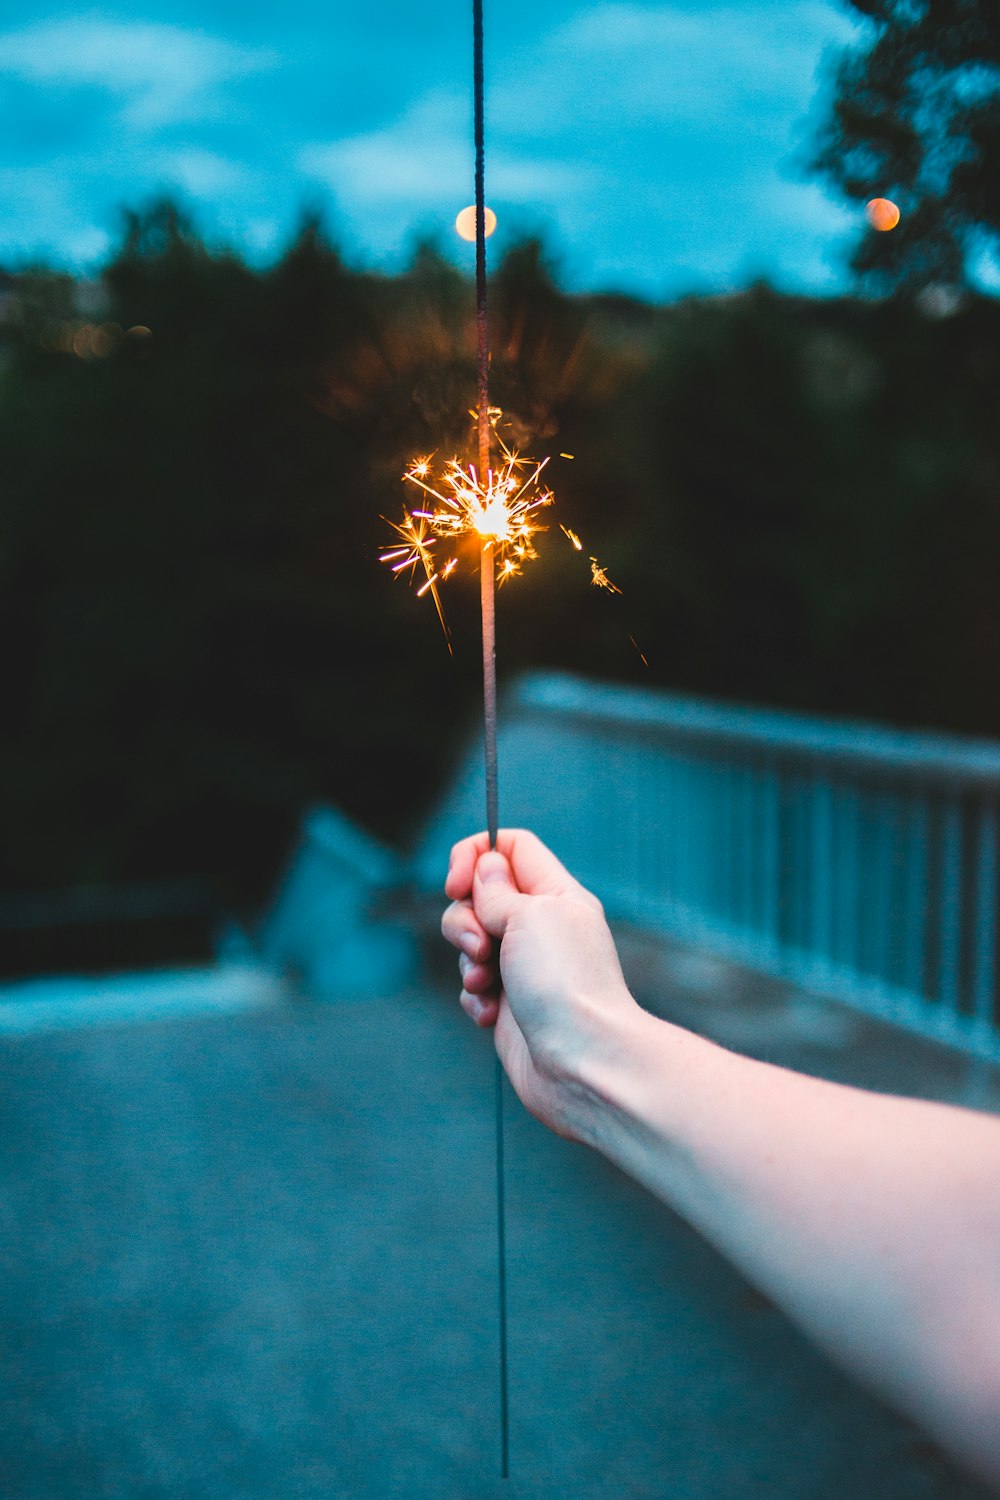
(472, 851, 522, 939)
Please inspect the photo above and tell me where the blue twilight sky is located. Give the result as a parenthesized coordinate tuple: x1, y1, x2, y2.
(0, 0, 872, 300)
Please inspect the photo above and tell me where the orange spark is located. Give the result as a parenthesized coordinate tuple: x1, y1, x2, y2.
(590, 557, 621, 594)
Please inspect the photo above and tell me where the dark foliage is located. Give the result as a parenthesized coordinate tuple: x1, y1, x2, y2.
(2, 200, 999, 904)
(813, 0, 1000, 290)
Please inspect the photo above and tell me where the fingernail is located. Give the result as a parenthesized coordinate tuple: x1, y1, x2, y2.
(459, 932, 480, 959)
(478, 853, 508, 884)
(469, 996, 484, 1022)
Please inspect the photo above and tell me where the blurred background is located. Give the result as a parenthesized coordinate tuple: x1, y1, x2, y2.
(3, 0, 1000, 974)
(6, 4, 1000, 1497)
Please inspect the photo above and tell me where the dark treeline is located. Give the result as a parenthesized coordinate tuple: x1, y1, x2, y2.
(3, 199, 1000, 901)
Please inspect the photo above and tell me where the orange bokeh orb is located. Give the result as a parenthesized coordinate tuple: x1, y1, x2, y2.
(866, 197, 900, 232)
(455, 205, 497, 242)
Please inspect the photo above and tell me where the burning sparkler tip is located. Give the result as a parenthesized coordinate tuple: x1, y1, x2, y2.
(384, 410, 557, 624)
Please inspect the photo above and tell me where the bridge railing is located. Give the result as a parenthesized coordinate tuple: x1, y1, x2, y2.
(415, 673, 1000, 1062)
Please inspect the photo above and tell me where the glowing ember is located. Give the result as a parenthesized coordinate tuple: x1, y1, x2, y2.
(590, 557, 621, 593)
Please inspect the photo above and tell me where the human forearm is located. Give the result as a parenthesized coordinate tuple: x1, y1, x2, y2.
(443, 833, 1000, 1485)
(575, 1006, 1000, 1484)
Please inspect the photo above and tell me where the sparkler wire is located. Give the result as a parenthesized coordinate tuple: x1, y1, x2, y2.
(473, 0, 510, 1479)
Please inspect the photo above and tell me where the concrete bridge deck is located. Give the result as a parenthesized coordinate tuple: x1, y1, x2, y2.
(0, 934, 997, 1499)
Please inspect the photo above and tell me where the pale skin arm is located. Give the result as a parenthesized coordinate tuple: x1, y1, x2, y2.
(443, 829, 1000, 1489)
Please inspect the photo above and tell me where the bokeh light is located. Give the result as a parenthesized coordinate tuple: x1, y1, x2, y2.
(455, 205, 497, 242)
(866, 197, 900, 232)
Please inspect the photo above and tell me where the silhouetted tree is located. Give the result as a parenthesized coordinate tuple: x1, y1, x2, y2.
(813, 0, 1000, 291)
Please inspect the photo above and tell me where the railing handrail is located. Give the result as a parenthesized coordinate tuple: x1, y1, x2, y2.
(511, 673, 1000, 790)
(409, 671, 1000, 1060)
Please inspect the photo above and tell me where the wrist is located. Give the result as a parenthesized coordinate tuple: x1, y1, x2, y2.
(566, 1001, 717, 1184)
(556, 999, 670, 1151)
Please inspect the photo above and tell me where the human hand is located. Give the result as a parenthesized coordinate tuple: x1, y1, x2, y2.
(442, 829, 646, 1142)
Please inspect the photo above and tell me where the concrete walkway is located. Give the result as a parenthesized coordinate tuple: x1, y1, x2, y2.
(0, 943, 996, 1499)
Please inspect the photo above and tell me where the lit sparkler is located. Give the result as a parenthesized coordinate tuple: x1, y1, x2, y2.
(383, 428, 627, 628)
(380, 412, 636, 1482)
(380, 424, 556, 635)
(377, 0, 629, 1477)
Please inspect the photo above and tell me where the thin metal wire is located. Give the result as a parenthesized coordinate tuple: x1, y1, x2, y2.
(494, 1051, 509, 1478)
(473, 0, 491, 495)
(473, 0, 509, 1478)
(481, 548, 499, 847)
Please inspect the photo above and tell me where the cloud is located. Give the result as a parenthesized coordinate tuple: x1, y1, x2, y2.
(293, 0, 862, 291)
(301, 90, 586, 214)
(0, 19, 274, 128)
(0, 1, 865, 297)
(160, 149, 249, 199)
(494, 0, 860, 139)
(472, 0, 865, 296)
(750, 179, 858, 289)
(0, 162, 110, 267)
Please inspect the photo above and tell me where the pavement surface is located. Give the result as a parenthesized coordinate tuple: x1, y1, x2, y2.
(0, 936, 997, 1499)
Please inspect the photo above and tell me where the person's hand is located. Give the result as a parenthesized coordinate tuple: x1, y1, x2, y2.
(442, 829, 646, 1142)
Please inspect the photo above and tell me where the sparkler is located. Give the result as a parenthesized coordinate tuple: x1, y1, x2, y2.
(379, 428, 557, 645)
(379, 1, 628, 1479)
(382, 435, 627, 1482)
(382, 437, 622, 626)
(380, 0, 513, 1475)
